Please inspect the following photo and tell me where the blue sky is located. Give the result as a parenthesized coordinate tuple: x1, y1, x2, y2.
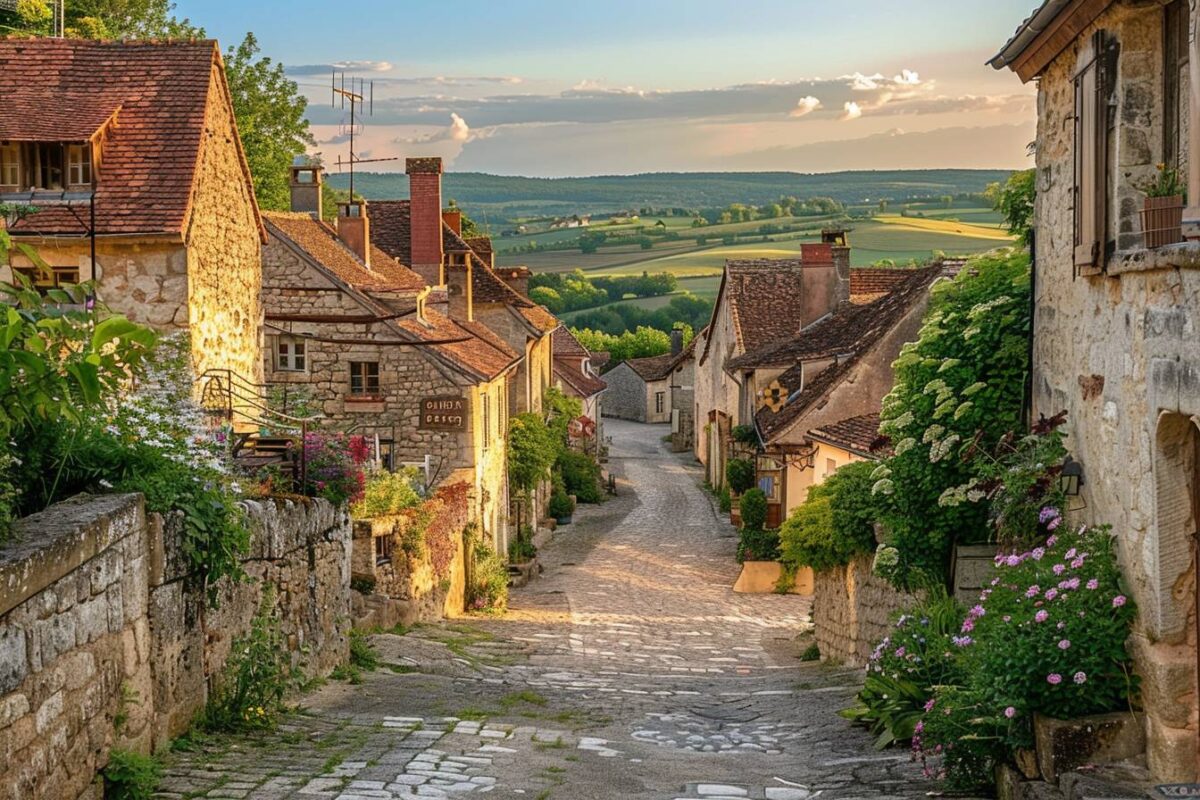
(177, 0, 1039, 176)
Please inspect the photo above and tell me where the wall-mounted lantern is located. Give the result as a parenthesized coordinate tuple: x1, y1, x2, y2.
(1060, 456, 1085, 496)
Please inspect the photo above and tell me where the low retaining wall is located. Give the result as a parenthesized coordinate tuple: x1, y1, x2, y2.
(813, 552, 919, 666)
(0, 492, 351, 800)
(351, 477, 471, 628)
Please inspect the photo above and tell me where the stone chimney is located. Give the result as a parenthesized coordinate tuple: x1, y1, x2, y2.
(445, 260, 473, 322)
(498, 266, 530, 297)
(670, 327, 684, 356)
(290, 165, 323, 218)
(799, 243, 848, 324)
(337, 200, 370, 269)
(442, 209, 462, 236)
(407, 157, 444, 287)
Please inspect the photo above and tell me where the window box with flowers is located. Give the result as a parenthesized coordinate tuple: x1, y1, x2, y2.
(1139, 164, 1185, 249)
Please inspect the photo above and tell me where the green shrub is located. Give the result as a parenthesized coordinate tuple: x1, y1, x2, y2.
(780, 461, 880, 572)
(468, 533, 509, 612)
(730, 425, 759, 446)
(915, 685, 1006, 791)
(349, 629, 379, 672)
(302, 432, 365, 507)
(201, 585, 295, 733)
(508, 413, 558, 495)
(738, 488, 768, 530)
(737, 527, 780, 563)
(508, 524, 537, 563)
(102, 749, 161, 800)
(717, 485, 732, 513)
(725, 458, 756, 495)
(351, 468, 422, 518)
(872, 250, 1031, 588)
(558, 450, 602, 504)
(548, 487, 575, 519)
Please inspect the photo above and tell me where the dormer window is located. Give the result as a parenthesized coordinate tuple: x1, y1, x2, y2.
(0, 141, 94, 192)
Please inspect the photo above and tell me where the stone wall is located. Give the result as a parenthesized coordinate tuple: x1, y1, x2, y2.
(1031, 0, 1200, 781)
(813, 553, 919, 667)
(0, 493, 350, 800)
(601, 362, 649, 422)
(669, 357, 695, 452)
(351, 477, 472, 627)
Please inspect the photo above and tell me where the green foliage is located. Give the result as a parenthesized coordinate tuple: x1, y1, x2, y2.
(508, 413, 558, 494)
(548, 482, 575, 520)
(872, 250, 1031, 588)
(201, 585, 296, 733)
(780, 461, 880, 572)
(985, 169, 1035, 246)
(738, 487, 768, 530)
(730, 425, 759, 446)
(568, 296, 711, 342)
(224, 33, 315, 211)
(0, 0, 201, 38)
(569, 325, 688, 368)
(737, 527, 780, 563)
(717, 485, 732, 513)
(351, 468, 422, 519)
(349, 629, 379, 672)
(102, 749, 161, 800)
(467, 527, 508, 612)
(725, 458, 756, 495)
(302, 433, 366, 507)
(557, 450, 601, 504)
(799, 642, 820, 661)
(508, 525, 537, 563)
(916, 685, 1008, 791)
(1135, 162, 1186, 199)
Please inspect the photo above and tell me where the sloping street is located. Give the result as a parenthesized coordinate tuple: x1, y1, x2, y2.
(156, 420, 933, 800)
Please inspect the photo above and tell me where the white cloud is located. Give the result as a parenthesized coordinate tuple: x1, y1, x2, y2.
(847, 72, 884, 91)
(841, 101, 863, 121)
(790, 96, 822, 118)
(447, 112, 471, 142)
(894, 69, 922, 85)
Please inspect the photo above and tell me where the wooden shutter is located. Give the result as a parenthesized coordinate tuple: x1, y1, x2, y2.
(1073, 31, 1119, 270)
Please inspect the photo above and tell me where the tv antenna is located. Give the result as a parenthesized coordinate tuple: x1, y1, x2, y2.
(331, 70, 398, 198)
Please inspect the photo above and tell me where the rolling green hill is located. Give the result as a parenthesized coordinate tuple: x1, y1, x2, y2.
(329, 169, 1011, 219)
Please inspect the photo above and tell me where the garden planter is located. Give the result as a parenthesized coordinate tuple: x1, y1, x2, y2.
(555, 515, 572, 526)
(732, 561, 814, 595)
(1143, 195, 1184, 249)
(1033, 712, 1145, 783)
(950, 543, 999, 604)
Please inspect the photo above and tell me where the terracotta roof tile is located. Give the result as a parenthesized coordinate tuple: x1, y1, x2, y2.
(554, 356, 607, 398)
(394, 308, 518, 381)
(850, 268, 921, 296)
(264, 212, 425, 293)
(552, 327, 589, 358)
(723, 259, 809, 353)
(366, 200, 413, 263)
(624, 353, 675, 382)
(808, 413, 882, 457)
(1, 38, 250, 237)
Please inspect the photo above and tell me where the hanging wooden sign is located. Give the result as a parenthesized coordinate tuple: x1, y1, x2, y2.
(419, 396, 467, 431)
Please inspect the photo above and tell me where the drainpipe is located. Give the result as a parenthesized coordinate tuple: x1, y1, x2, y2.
(1024, 228, 1036, 430)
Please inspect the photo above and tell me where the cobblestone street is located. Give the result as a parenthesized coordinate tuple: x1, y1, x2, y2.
(156, 420, 934, 800)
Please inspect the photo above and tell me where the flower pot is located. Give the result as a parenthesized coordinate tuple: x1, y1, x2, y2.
(555, 515, 572, 526)
(1142, 195, 1184, 249)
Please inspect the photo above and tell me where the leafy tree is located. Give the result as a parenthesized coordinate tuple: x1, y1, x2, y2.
(871, 250, 1031, 588)
(986, 169, 1035, 246)
(224, 33, 315, 211)
(528, 286, 564, 314)
(507, 413, 557, 495)
(1, 0, 202, 38)
(779, 460, 880, 572)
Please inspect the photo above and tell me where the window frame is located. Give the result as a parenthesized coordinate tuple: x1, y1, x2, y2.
(1163, 0, 1188, 169)
(1072, 30, 1119, 271)
(275, 336, 307, 373)
(348, 361, 380, 398)
(67, 143, 92, 187)
(482, 392, 491, 451)
(0, 142, 19, 189)
(655, 391, 665, 414)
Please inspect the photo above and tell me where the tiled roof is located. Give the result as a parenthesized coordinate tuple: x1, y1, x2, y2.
(729, 267, 940, 369)
(369, 200, 559, 333)
(591, 351, 611, 369)
(850, 268, 921, 296)
(465, 236, 494, 259)
(808, 413, 882, 457)
(552, 327, 589, 358)
(2, 38, 258, 238)
(753, 267, 940, 441)
(624, 353, 676, 382)
(394, 308, 519, 382)
(263, 212, 426, 293)
(723, 259, 809, 353)
(554, 357, 607, 398)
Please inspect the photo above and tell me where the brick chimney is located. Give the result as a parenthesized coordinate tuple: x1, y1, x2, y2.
(337, 200, 370, 269)
(670, 327, 684, 356)
(798, 243, 848, 325)
(407, 157, 444, 287)
(445, 260, 473, 322)
(498, 266, 530, 297)
(442, 209, 462, 235)
(290, 165, 322, 218)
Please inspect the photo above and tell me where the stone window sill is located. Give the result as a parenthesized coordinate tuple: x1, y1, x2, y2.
(1108, 241, 1200, 276)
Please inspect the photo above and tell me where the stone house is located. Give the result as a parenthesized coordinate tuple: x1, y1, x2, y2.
(743, 267, 940, 522)
(602, 353, 676, 424)
(992, 0, 1200, 781)
(260, 168, 519, 551)
(693, 245, 851, 490)
(368, 158, 559, 419)
(0, 38, 264, 383)
(551, 327, 607, 437)
(806, 413, 882, 479)
(668, 329, 702, 453)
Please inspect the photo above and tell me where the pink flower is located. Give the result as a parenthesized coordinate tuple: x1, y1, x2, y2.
(969, 605, 986, 618)
(960, 619, 975, 633)
(1006, 555, 1021, 567)
(1058, 639, 1071, 650)
(1073, 672, 1087, 684)
(1025, 585, 1041, 598)
(1052, 563, 1066, 575)
(1047, 673, 1063, 685)
(915, 720, 925, 733)
(1086, 578, 1099, 590)
(1002, 615, 1012, 623)
(1045, 588, 1058, 601)
(1071, 558, 1085, 569)
(1112, 595, 1127, 608)
(1046, 535, 1058, 547)
(1047, 516, 1062, 530)
(1031, 547, 1046, 560)
(1065, 547, 1077, 559)
(895, 647, 906, 658)
(1035, 610, 1049, 623)
(1004, 706, 1017, 719)
(924, 699, 936, 712)
(990, 576, 1001, 586)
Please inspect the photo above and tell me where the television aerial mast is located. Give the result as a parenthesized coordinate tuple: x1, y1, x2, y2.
(331, 70, 398, 197)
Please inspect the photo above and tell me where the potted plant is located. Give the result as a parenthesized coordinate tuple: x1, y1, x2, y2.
(548, 487, 575, 525)
(1138, 163, 1185, 248)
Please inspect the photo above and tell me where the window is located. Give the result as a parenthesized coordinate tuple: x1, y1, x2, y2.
(67, 144, 91, 186)
(0, 143, 18, 188)
(655, 391, 665, 414)
(276, 336, 306, 372)
(375, 534, 394, 566)
(13, 266, 78, 291)
(482, 393, 491, 451)
(1073, 31, 1119, 269)
(1164, 1, 1188, 168)
(758, 475, 775, 498)
(349, 361, 379, 397)
(826, 458, 837, 475)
